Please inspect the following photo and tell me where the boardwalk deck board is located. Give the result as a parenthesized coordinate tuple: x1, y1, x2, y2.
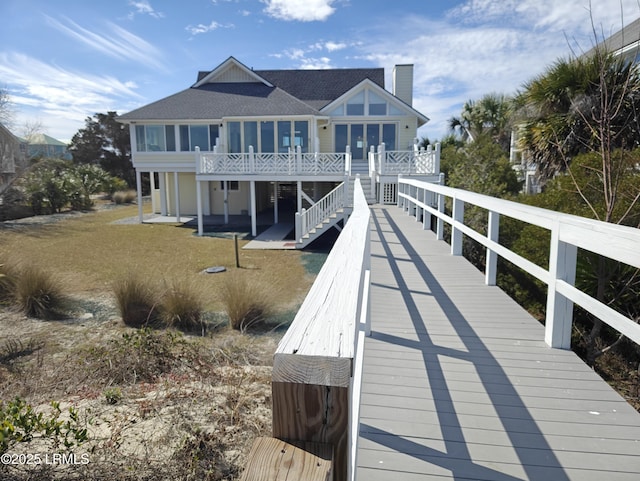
(356, 206, 640, 481)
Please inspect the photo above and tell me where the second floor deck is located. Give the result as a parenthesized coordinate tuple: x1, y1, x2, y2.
(131, 142, 441, 180)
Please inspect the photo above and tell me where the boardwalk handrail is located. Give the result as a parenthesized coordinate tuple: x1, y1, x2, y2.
(398, 177, 640, 349)
(271, 178, 370, 481)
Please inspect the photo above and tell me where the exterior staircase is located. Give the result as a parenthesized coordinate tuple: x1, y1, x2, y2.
(349, 160, 376, 204)
(295, 164, 376, 248)
(295, 182, 349, 248)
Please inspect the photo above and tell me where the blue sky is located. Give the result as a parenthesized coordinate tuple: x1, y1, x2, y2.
(1, 0, 639, 143)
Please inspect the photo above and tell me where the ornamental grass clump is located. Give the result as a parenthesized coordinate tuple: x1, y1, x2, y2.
(0, 263, 17, 303)
(220, 273, 274, 332)
(113, 274, 160, 327)
(113, 189, 137, 205)
(13, 264, 68, 319)
(160, 281, 205, 333)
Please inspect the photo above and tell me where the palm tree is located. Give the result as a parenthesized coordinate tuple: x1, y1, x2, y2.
(449, 93, 513, 151)
(516, 50, 640, 185)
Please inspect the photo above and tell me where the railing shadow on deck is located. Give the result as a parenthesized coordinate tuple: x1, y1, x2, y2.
(360, 209, 571, 480)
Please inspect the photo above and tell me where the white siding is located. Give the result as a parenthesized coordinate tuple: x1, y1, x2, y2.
(397, 118, 418, 150)
(392, 64, 414, 106)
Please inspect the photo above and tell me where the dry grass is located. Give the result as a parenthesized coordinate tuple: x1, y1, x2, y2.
(113, 274, 160, 328)
(160, 279, 205, 333)
(0, 203, 321, 481)
(12, 264, 69, 319)
(0, 204, 312, 311)
(220, 271, 276, 332)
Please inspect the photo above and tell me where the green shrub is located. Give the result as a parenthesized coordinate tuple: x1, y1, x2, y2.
(103, 387, 122, 405)
(160, 282, 205, 333)
(14, 265, 67, 319)
(220, 273, 274, 332)
(113, 274, 160, 327)
(0, 398, 87, 454)
(87, 328, 187, 385)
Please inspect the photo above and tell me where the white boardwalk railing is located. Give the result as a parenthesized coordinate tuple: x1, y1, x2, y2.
(271, 178, 371, 481)
(397, 177, 640, 349)
(294, 181, 348, 244)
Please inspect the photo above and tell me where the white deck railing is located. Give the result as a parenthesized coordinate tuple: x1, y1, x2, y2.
(370, 142, 440, 176)
(294, 181, 347, 244)
(271, 178, 370, 481)
(397, 177, 640, 349)
(197, 144, 438, 178)
(197, 146, 349, 176)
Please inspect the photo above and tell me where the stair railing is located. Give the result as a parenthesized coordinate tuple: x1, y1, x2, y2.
(295, 181, 347, 244)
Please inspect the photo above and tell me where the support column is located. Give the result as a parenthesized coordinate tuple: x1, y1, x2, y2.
(159, 173, 167, 216)
(136, 170, 143, 223)
(297, 180, 302, 213)
(223, 180, 229, 224)
(173, 172, 181, 222)
(250, 180, 257, 237)
(202, 181, 211, 216)
(196, 180, 203, 236)
(273, 182, 279, 224)
(149, 171, 156, 214)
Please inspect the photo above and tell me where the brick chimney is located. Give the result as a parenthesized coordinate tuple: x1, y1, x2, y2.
(392, 64, 413, 106)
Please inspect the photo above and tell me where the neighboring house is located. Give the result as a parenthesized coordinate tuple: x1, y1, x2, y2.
(19, 133, 71, 160)
(117, 56, 439, 246)
(0, 123, 26, 198)
(595, 16, 640, 64)
(510, 18, 640, 195)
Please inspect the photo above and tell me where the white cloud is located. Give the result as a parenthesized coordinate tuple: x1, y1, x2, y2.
(355, 1, 640, 140)
(309, 40, 347, 52)
(261, 0, 336, 22)
(0, 52, 142, 141)
(46, 16, 166, 71)
(186, 20, 234, 36)
(128, 0, 165, 19)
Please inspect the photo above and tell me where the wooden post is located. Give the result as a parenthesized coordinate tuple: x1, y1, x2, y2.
(271, 179, 370, 481)
(136, 169, 143, 223)
(545, 225, 577, 349)
(223, 180, 229, 225)
(174, 171, 181, 223)
(451, 197, 464, 256)
(159, 172, 168, 216)
(485, 211, 499, 285)
(250, 180, 257, 237)
(234, 234, 240, 268)
(196, 180, 203, 236)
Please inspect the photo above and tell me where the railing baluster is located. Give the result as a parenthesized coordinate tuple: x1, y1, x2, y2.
(486, 211, 499, 285)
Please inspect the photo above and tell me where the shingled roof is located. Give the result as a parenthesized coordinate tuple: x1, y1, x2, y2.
(120, 61, 387, 121)
(254, 68, 384, 110)
(118, 82, 320, 121)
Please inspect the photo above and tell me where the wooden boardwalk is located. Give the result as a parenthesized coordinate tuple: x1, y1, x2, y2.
(357, 206, 640, 481)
